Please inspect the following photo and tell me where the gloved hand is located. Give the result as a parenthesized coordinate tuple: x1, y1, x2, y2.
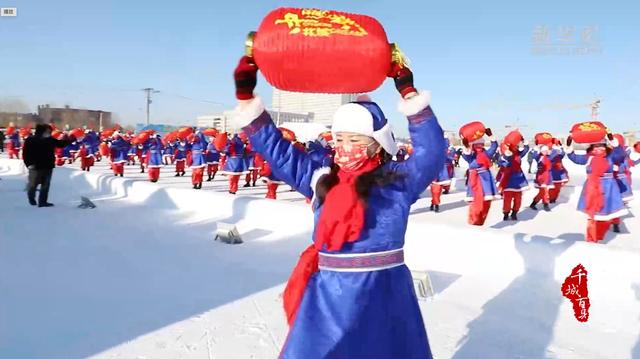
(233, 56, 258, 100)
(566, 136, 573, 146)
(485, 128, 493, 137)
(462, 138, 469, 148)
(388, 63, 417, 99)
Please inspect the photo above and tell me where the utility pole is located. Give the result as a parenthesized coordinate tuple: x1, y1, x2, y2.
(591, 98, 601, 121)
(142, 88, 160, 126)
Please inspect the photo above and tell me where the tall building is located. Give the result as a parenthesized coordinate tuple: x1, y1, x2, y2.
(196, 110, 314, 133)
(272, 89, 359, 126)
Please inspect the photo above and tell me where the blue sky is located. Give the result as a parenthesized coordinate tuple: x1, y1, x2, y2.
(1, 0, 639, 138)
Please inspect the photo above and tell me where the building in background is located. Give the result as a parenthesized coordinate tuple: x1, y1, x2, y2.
(0, 112, 36, 128)
(196, 110, 314, 133)
(272, 89, 358, 126)
(37, 104, 112, 130)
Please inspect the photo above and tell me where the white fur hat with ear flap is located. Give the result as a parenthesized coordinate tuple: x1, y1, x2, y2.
(331, 101, 399, 156)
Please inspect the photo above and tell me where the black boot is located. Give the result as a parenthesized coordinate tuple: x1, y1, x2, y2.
(543, 203, 551, 212)
(503, 212, 510, 221)
(529, 201, 538, 210)
(38, 202, 54, 207)
(243, 183, 251, 188)
(174, 173, 180, 177)
(443, 189, 449, 195)
(510, 211, 518, 221)
(119, 173, 124, 177)
(429, 204, 434, 211)
(181, 171, 186, 176)
(434, 204, 440, 213)
(613, 224, 621, 233)
(207, 175, 212, 182)
(28, 197, 37, 206)
(193, 184, 198, 189)
(252, 181, 256, 187)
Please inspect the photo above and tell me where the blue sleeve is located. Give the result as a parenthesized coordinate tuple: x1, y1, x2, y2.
(633, 158, 640, 166)
(611, 147, 627, 164)
(519, 145, 530, 158)
(548, 150, 559, 161)
(485, 141, 498, 157)
(461, 152, 474, 164)
(243, 112, 321, 199)
(392, 106, 445, 203)
(568, 152, 588, 165)
(498, 155, 511, 167)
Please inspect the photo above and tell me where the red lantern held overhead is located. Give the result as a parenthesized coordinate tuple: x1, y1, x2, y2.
(503, 129, 524, 149)
(202, 128, 219, 137)
(249, 8, 398, 93)
(534, 132, 554, 147)
(459, 121, 486, 144)
(214, 132, 228, 152)
(70, 128, 85, 140)
(634, 141, 640, 153)
(177, 127, 193, 140)
(570, 121, 607, 144)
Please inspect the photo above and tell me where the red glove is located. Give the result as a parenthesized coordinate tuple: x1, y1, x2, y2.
(233, 56, 258, 100)
(485, 128, 493, 137)
(388, 63, 417, 98)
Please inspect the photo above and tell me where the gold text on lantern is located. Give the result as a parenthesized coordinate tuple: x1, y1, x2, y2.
(274, 10, 368, 37)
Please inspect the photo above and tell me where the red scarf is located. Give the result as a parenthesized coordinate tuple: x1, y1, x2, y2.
(584, 150, 608, 218)
(282, 156, 381, 326)
(536, 154, 552, 186)
(469, 147, 490, 203)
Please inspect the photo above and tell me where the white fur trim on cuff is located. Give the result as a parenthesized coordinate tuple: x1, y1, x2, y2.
(609, 138, 619, 148)
(488, 136, 496, 142)
(310, 166, 331, 195)
(565, 146, 574, 153)
(462, 148, 472, 155)
(397, 91, 431, 117)
(233, 96, 266, 128)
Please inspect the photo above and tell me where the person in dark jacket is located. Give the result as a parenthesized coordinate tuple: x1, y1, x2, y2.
(22, 123, 74, 207)
(0, 130, 5, 153)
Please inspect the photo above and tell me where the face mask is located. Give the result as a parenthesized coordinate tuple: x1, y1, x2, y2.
(472, 144, 484, 152)
(334, 143, 375, 172)
(42, 132, 51, 138)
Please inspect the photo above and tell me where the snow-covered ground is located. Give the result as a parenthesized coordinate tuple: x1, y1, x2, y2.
(1, 155, 639, 359)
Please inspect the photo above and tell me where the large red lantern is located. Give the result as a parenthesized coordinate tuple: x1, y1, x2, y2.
(177, 127, 193, 140)
(70, 128, 85, 140)
(249, 8, 396, 93)
(634, 141, 640, 153)
(570, 121, 607, 144)
(202, 128, 219, 137)
(214, 132, 228, 151)
(503, 129, 524, 149)
(19, 127, 31, 138)
(534, 132, 554, 147)
(459, 121, 486, 144)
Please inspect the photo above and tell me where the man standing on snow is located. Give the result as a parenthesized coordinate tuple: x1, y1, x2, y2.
(22, 123, 75, 207)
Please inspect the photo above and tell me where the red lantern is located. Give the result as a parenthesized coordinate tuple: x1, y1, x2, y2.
(202, 128, 219, 137)
(70, 128, 85, 140)
(534, 132, 554, 147)
(101, 128, 115, 138)
(177, 127, 193, 140)
(570, 121, 607, 144)
(459, 121, 486, 144)
(251, 8, 392, 93)
(6, 127, 15, 136)
(634, 141, 640, 153)
(214, 132, 228, 151)
(51, 130, 63, 140)
(503, 129, 524, 149)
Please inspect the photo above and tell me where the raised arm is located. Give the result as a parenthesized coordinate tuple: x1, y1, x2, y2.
(485, 140, 498, 158)
(392, 92, 445, 202)
(518, 144, 530, 158)
(567, 150, 588, 165)
(237, 98, 321, 199)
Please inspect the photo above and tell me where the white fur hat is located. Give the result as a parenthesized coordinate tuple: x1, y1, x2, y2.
(331, 101, 398, 155)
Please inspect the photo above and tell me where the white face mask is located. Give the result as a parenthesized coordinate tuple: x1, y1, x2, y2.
(42, 132, 51, 138)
